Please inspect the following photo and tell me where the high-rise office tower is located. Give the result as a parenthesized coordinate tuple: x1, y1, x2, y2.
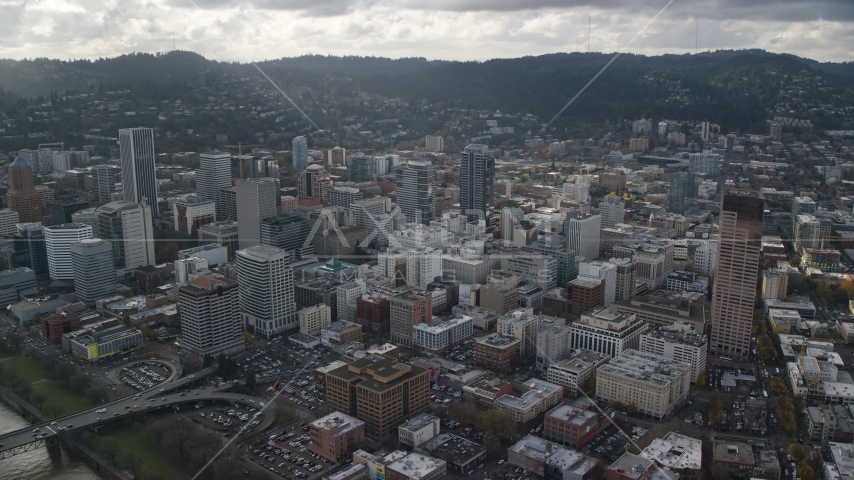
(236, 178, 279, 249)
(710, 190, 764, 361)
(425, 135, 444, 152)
(261, 213, 314, 260)
(298, 165, 332, 206)
(326, 147, 346, 166)
(14, 223, 48, 277)
(45, 223, 93, 281)
(173, 197, 216, 234)
(219, 186, 237, 221)
(564, 211, 601, 262)
(90, 165, 116, 206)
(197, 151, 233, 220)
(689, 150, 720, 175)
(398, 160, 435, 224)
(347, 154, 375, 183)
(119, 127, 160, 218)
(292, 136, 308, 173)
(0, 209, 19, 236)
(6, 156, 42, 223)
(96, 200, 156, 274)
(49, 197, 89, 226)
(599, 194, 625, 229)
(235, 245, 298, 339)
(70, 239, 115, 305)
(459, 144, 495, 221)
(17, 148, 53, 175)
(389, 292, 432, 347)
(178, 276, 243, 360)
(668, 172, 696, 214)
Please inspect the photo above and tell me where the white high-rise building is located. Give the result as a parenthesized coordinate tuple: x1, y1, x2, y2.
(564, 211, 601, 261)
(178, 276, 243, 360)
(693, 237, 718, 276)
(570, 307, 646, 358)
(689, 150, 721, 175)
(578, 260, 618, 306)
(174, 257, 209, 284)
(45, 223, 93, 281)
(406, 247, 442, 290)
(398, 161, 435, 224)
(599, 195, 625, 229)
(70, 239, 115, 305)
(236, 245, 297, 339)
(96, 201, 156, 275)
(425, 135, 444, 152)
(292, 136, 308, 173)
(0, 209, 19, 236)
(500, 206, 523, 245)
(236, 178, 279, 249)
(197, 151, 232, 219)
(91, 165, 116, 205)
(119, 127, 160, 218)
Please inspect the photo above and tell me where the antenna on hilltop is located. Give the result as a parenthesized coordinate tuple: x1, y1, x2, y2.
(173, 31, 176, 51)
(695, 22, 698, 54)
(587, 14, 591, 53)
(664, 28, 667, 54)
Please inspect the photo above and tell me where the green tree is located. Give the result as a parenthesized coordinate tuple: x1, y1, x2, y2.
(797, 461, 814, 480)
(788, 444, 807, 463)
(709, 393, 722, 426)
(816, 282, 833, 302)
(246, 371, 257, 393)
(203, 354, 213, 368)
(625, 402, 638, 415)
(695, 372, 707, 387)
(770, 377, 786, 395)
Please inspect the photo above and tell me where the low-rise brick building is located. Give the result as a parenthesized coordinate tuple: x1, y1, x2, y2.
(308, 411, 366, 462)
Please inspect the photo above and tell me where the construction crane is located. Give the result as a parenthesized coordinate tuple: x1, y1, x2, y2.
(225, 142, 264, 179)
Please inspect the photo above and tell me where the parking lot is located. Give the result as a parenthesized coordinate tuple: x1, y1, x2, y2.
(194, 400, 264, 436)
(581, 424, 634, 462)
(119, 360, 172, 391)
(243, 424, 334, 480)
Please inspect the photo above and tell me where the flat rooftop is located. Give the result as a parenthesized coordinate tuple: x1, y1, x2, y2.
(311, 412, 364, 437)
(551, 349, 610, 374)
(399, 413, 438, 433)
(419, 433, 486, 466)
(545, 404, 597, 426)
(713, 440, 754, 465)
(640, 432, 702, 470)
(643, 325, 707, 348)
(385, 452, 445, 479)
(476, 333, 520, 349)
(608, 453, 653, 480)
(495, 378, 561, 411)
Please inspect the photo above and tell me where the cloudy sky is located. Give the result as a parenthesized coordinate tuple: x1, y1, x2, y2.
(1, 0, 853, 63)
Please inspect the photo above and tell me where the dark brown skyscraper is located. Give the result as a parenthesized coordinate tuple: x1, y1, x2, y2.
(6, 156, 42, 223)
(710, 190, 764, 362)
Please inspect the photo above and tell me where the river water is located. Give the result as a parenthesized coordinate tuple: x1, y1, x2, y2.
(0, 400, 103, 480)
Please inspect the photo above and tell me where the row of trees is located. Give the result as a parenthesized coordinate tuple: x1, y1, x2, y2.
(449, 402, 517, 454)
(788, 444, 818, 480)
(776, 396, 798, 433)
(0, 330, 111, 416)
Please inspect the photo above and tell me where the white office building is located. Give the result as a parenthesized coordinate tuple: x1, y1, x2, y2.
(119, 127, 160, 217)
(0, 209, 19, 236)
(599, 195, 625, 229)
(197, 151, 232, 219)
(578, 260, 617, 306)
(564, 211, 601, 261)
(178, 276, 243, 360)
(174, 257, 209, 284)
(640, 322, 708, 383)
(236, 245, 298, 339)
(236, 177, 279, 249)
(569, 307, 646, 358)
(70, 239, 115, 305)
(45, 223, 93, 281)
(546, 349, 611, 397)
(425, 135, 444, 152)
(413, 315, 473, 354)
(96, 200, 156, 275)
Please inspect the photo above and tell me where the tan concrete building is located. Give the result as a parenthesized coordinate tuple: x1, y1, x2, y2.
(325, 355, 430, 439)
(299, 303, 332, 335)
(308, 411, 366, 462)
(480, 282, 518, 315)
(595, 349, 691, 420)
(710, 190, 764, 361)
(494, 378, 563, 428)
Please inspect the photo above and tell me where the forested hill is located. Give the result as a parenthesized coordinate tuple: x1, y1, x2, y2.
(1, 49, 853, 132)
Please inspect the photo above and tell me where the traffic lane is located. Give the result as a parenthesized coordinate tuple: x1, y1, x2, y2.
(0, 383, 266, 451)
